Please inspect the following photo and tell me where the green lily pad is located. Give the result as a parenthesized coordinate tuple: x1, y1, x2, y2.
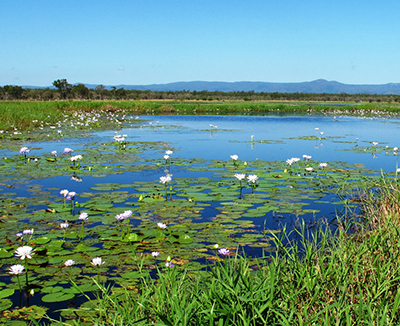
(0, 288, 15, 299)
(0, 248, 14, 259)
(41, 291, 75, 302)
(0, 299, 13, 311)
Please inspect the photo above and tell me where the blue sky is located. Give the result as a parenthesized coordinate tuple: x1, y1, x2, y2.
(1, 0, 399, 86)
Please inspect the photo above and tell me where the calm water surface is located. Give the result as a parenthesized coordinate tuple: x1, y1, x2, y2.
(19, 113, 400, 230)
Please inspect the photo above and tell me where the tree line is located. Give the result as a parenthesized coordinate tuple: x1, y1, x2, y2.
(1, 79, 400, 103)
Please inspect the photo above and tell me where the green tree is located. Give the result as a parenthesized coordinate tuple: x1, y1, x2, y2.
(111, 86, 116, 99)
(95, 85, 105, 100)
(52, 79, 72, 99)
(72, 84, 89, 99)
(115, 87, 127, 99)
(3, 85, 23, 100)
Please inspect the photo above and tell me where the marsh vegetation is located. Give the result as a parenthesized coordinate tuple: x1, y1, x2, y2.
(0, 101, 400, 325)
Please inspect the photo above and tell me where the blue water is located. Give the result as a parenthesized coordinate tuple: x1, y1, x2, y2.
(29, 114, 400, 172)
(10, 113, 397, 231)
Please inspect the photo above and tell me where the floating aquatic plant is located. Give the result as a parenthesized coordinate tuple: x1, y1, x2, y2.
(14, 246, 34, 288)
(159, 175, 172, 200)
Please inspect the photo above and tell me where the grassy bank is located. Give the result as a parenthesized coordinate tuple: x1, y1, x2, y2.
(1, 100, 400, 132)
(42, 178, 400, 326)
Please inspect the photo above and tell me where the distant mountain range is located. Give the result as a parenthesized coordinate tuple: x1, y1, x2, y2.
(26, 79, 400, 95)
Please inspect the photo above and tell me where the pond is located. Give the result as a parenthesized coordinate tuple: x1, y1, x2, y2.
(1, 113, 399, 319)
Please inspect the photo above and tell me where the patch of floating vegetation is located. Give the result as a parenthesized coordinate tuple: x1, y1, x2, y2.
(286, 135, 346, 141)
(230, 139, 286, 144)
(0, 112, 397, 320)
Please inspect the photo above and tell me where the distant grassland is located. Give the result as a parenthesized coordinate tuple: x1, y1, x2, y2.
(1, 100, 400, 131)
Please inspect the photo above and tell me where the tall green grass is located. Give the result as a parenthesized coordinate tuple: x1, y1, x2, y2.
(48, 178, 400, 325)
(1, 100, 399, 131)
(0, 102, 65, 131)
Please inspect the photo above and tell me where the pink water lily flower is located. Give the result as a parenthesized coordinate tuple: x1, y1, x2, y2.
(218, 248, 230, 256)
(19, 147, 30, 154)
(66, 191, 76, 200)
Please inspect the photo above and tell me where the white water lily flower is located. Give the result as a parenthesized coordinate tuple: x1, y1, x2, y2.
(115, 210, 132, 221)
(315, 128, 319, 131)
(247, 175, 259, 183)
(63, 148, 74, 154)
(319, 163, 328, 168)
(70, 155, 83, 162)
(60, 222, 69, 229)
(91, 257, 104, 266)
(123, 210, 133, 218)
(159, 175, 172, 184)
(79, 212, 88, 220)
(151, 251, 160, 257)
(23, 229, 34, 235)
(234, 173, 246, 181)
(165, 150, 173, 155)
(60, 189, 69, 197)
(163, 155, 170, 160)
(15, 246, 34, 260)
(157, 223, 167, 229)
(9, 264, 25, 275)
(305, 167, 313, 172)
(286, 158, 294, 165)
(64, 259, 75, 267)
(230, 154, 238, 160)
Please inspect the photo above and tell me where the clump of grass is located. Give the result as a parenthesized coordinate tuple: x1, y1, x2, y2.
(0, 101, 66, 131)
(358, 176, 400, 227)
(49, 204, 400, 325)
